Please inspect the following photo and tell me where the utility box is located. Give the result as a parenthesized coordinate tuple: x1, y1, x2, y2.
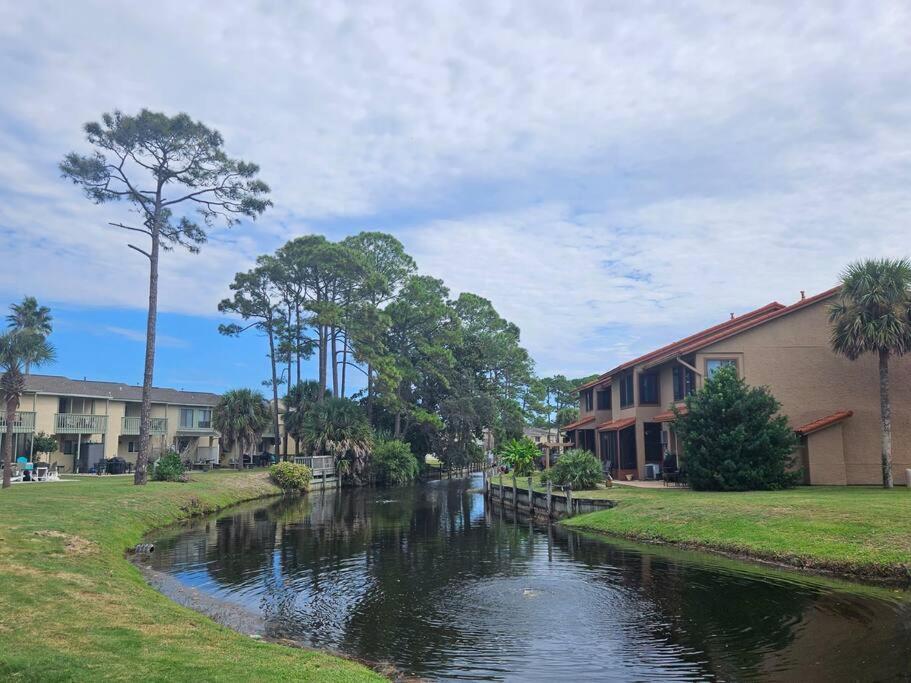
(78, 442, 105, 473)
(645, 463, 661, 480)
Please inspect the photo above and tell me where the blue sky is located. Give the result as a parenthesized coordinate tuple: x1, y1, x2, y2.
(2, 2, 911, 393)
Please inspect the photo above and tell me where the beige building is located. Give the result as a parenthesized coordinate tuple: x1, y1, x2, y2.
(566, 287, 911, 485)
(0, 375, 276, 472)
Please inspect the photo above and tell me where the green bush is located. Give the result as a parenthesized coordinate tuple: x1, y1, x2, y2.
(269, 461, 312, 493)
(498, 437, 538, 476)
(676, 365, 800, 491)
(542, 449, 603, 489)
(152, 450, 186, 482)
(371, 439, 420, 487)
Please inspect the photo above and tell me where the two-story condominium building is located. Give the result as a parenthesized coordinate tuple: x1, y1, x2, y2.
(2, 374, 244, 472)
(565, 287, 911, 486)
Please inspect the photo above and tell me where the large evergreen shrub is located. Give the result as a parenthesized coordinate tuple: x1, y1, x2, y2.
(372, 439, 420, 486)
(151, 450, 186, 482)
(675, 366, 800, 491)
(541, 449, 603, 489)
(269, 461, 312, 493)
(497, 437, 537, 476)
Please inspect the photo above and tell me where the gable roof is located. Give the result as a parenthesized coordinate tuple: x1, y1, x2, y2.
(575, 286, 842, 393)
(22, 374, 221, 406)
(561, 416, 596, 431)
(596, 416, 636, 431)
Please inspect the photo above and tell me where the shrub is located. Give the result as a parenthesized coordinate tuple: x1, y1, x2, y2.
(371, 439, 420, 487)
(269, 461, 312, 493)
(675, 365, 800, 491)
(152, 450, 186, 482)
(542, 449, 603, 489)
(498, 437, 538, 476)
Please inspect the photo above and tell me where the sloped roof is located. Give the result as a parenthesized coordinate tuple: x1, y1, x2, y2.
(562, 416, 596, 431)
(795, 410, 853, 436)
(573, 301, 785, 392)
(653, 405, 688, 422)
(23, 374, 220, 406)
(596, 416, 636, 431)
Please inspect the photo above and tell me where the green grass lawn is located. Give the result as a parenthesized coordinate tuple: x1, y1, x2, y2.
(491, 472, 911, 581)
(0, 471, 383, 682)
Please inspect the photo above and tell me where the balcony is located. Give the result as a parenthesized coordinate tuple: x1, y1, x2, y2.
(55, 413, 108, 434)
(121, 416, 168, 435)
(176, 420, 215, 434)
(0, 411, 36, 433)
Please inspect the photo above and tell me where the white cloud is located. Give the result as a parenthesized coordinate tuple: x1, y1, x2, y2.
(2, 1, 911, 376)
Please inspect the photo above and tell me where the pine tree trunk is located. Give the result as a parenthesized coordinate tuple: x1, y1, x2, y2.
(879, 349, 894, 488)
(295, 304, 301, 387)
(394, 411, 401, 439)
(366, 364, 373, 424)
(267, 322, 282, 459)
(135, 222, 160, 486)
(331, 328, 339, 398)
(341, 331, 347, 398)
(2, 395, 17, 489)
(318, 325, 327, 400)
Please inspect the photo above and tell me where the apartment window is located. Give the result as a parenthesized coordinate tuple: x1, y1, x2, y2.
(198, 409, 212, 429)
(596, 389, 612, 410)
(62, 439, 76, 455)
(180, 408, 194, 428)
(619, 374, 634, 408)
(582, 389, 593, 412)
(706, 358, 737, 379)
(128, 441, 136, 453)
(639, 371, 660, 405)
(673, 366, 696, 401)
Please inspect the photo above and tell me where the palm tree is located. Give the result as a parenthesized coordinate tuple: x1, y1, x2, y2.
(7, 297, 52, 375)
(212, 389, 271, 470)
(828, 258, 911, 488)
(300, 397, 373, 484)
(282, 380, 330, 453)
(1, 330, 55, 488)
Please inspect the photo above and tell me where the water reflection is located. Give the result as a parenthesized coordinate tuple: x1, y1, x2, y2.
(149, 476, 911, 681)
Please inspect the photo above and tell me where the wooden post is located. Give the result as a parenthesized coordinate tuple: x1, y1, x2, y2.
(546, 480, 553, 519)
(499, 473, 504, 502)
(565, 485, 573, 517)
(527, 476, 533, 514)
(512, 472, 518, 509)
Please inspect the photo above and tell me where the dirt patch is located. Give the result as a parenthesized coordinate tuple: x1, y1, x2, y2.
(34, 529, 98, 555)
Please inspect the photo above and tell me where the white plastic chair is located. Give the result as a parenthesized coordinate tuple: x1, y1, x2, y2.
(34, 466, 49, 482)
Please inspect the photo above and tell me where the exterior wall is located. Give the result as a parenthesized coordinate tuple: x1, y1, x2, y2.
(804, 426, 847, 486)
(698, 298, 911, 485)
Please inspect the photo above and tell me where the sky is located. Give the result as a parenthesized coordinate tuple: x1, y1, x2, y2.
(2, 1, 911, 394)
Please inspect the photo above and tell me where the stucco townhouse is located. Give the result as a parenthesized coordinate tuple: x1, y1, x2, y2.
(564, 287, 911, 485)
(0, 375, 278, 472)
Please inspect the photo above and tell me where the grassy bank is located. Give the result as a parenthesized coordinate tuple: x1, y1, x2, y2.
(489, 473, 911, 581)
(0, 472, 383, 682)
(562, 484, 911, 582)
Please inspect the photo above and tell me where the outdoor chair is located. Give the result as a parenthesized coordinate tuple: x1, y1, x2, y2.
(34, 466, 49, 482)
(662, 453, 681, 487)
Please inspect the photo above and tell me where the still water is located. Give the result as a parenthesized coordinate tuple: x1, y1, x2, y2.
(146, 475, 911, 681)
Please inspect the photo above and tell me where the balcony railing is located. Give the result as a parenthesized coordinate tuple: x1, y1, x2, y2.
(293, 455, 335, 473)
(55, 413, 108, 434)
(176, 420, 215, 434)
(0, 411, 36, 433)
(121, 416, 168, 435)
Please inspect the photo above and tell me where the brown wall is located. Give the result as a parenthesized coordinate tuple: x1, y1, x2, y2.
(697, 298, 911, 485)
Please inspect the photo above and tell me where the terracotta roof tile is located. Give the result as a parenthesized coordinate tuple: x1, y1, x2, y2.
(653, 405, 688, 422)
(795, 410, 853, 436)
(562, 416, 596, 431)
(596, 416, 636, 431)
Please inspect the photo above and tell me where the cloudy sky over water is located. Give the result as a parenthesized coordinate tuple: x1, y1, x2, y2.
(2, 2, 911, 391)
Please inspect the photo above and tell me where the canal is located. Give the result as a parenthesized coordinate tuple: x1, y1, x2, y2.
(144, 474, 911, 681)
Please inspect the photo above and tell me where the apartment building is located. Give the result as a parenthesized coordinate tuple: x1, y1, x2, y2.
(0, 374, 261, 472)
(566, 288, 911, 485)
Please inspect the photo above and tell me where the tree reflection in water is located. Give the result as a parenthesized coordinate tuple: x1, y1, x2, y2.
(149, 476, 911, 681)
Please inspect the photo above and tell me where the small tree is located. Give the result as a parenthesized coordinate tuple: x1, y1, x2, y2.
(371, 439, 420, 487)
(32, 432, 58, 462)
(675, 366, 799, 491)
(828, 258, 911, 488)
(497, 437, 537, 476)
(61, 110, 271, 485)
(300, 397, 373, 484)
(212, 389, 271, 469)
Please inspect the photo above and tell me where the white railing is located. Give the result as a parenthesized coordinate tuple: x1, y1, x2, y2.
(0, 411, 35, 433)
(293, 455, 335, 473)
(55, 413, 108, 434)
(121, 416, 168, 435)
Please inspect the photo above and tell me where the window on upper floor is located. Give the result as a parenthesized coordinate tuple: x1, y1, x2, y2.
(706, 358, 737, 379)
(638, 371, 660, 405)
(619, 374, 634, 408)
(673, 366, 697, 401)
(596, 388, 612, 410)
(582, 389, 593, 412)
